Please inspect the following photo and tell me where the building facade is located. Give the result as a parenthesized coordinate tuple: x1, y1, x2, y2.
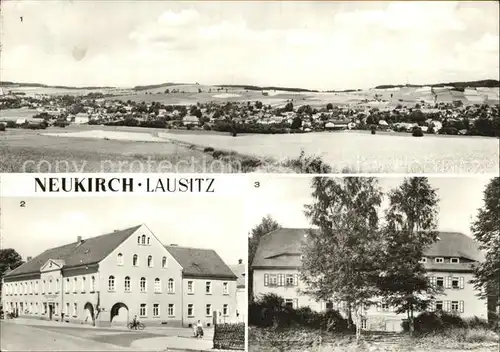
(2, 224, 237, 328)
(229, 259, 246, 323)
(251, 228, 487, 332)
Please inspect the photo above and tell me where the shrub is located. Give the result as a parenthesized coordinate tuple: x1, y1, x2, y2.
(6, 120, 16, 128)
(283, 150, 332, 174)
(412, 311, 444, 333)
(203, 147, 215, 153)
(203, 124, 211, 131)
(0, 124, 5, 132)
(412, 127, 424, 137)
(464, 316, 489, 330)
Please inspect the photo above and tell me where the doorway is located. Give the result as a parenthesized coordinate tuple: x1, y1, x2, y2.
(49, 303, 54, 320)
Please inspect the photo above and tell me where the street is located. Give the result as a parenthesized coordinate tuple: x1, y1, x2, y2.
(0, 319, 217, 352)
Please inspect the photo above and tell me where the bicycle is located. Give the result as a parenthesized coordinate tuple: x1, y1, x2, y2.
(127, 321, 145, 330)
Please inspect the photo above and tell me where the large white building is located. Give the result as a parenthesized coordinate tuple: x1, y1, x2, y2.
(252, 228, 487, 332)
(2, 224, 238, 328)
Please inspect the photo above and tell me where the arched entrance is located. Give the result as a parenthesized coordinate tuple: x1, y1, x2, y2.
(84, 303, 95, 325)
(110, 302, 129, 326)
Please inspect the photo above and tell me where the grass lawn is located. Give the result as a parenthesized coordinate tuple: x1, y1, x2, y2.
(249, 326, 500, 352)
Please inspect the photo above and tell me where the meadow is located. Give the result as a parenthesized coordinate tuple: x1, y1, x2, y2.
(159, 130, 500, 173)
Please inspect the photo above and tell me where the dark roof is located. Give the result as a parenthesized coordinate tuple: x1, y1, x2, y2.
(251, 228, 483, 270)
(229, 263, 245, 288)
(5, 225, 142, 278)
(165, 246, 237, 280)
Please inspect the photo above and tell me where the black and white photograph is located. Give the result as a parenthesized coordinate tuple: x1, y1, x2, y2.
(247, 176, 499, 351)
(0, 189, 246, 351)
(0, 0, 498, 173)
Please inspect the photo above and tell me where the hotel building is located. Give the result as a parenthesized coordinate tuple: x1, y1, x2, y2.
(1, 224, 237, 328)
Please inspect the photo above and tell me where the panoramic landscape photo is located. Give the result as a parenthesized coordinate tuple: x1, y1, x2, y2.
(0, 0, 499, 173)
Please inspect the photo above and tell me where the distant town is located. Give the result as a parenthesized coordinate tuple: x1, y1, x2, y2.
(0, 80, 499, 137)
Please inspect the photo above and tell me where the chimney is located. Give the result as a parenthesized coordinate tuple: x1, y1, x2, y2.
(77, 236, 82, 243)
(238, 259, 243, 265)
(27, 256, 32, 262)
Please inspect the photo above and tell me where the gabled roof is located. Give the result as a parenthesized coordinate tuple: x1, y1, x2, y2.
(251, 228, 483, 270)
(229, 263, 245, 288)
(165, 246, 237, 280)
(5, 225, 142, 278)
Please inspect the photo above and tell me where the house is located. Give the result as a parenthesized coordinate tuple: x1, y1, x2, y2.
(183, 115, 199, 127)
(1, 225, 237, 328)
(164, 245, 238, 327)
(74, 113, 89, 124)
(229, 259, 246, 323)
(251, 228, 487, 332)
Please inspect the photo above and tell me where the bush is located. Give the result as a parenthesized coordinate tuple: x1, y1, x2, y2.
(203, 124, 211, 131)
(203, 147, 215, 153)
(249, 293, 349, 332)
(407, 311, 469, 334)
(283, 150, 332, 174)
(412, 127, 424, 137)
(0, 124, 5, 131)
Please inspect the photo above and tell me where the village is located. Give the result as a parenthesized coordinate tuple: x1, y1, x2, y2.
(0, 87, 498, 137)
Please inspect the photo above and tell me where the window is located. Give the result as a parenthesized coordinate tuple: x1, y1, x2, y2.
(381, 303, 390, 312)
(140, 277, 146, 292)
(140, 303, 147, 317)
(29, 282, 32, 294)
(361, 319, 367, 330)
(133, 254, 138, 266)
(326, 302, 334, 311)
(82, 277, 86, 292)
(205, 281, 212, 294)
(168, 304, 175, 317)
(147, 237, 150, 245)
(450, 258, 460, 264)
(66, 278, 70, 293)
(125, 277, 131, 292)
(187, 304, 194, 317)
(35, 302, 39, 314)
(168, 279, 174, 293)
(435, 257, 444, 263)
(419, 257, 427, 263)
(206, 304, 212, 316)
(108, 276, 115, 291)
(435, 301, 443, 311)
(187, 281, 194, 294)
(285, 274, 294, 286)
(154, 278, 161, 293)
(153, 304, 159, 317)
(137, 236, 140, 244)
(223, 304, 228, 316)
(73, 303, 77, 316)
(66, 303, 69, 315)
(436, 277, 444, 288)
(269, 274, 277, 286)
(148, 255, 153, 267)
(451, 301, 459, 312)
(141, 235, 146, 245)
(49, 279, 53, 293)
(223, 282, 228, 295)
(162, 257, 167, 268)
(73, 278, 78, 293)
(117, 253, 124, 266)
(90, 276, 96, 292)
(452, 277, 460, 289)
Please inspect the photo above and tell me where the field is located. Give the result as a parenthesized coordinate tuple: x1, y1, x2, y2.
(1, 124, 498, 173)
(0, 108, 43, 120)
(0, 126, 243, 173)
(158, 130, 500, 173)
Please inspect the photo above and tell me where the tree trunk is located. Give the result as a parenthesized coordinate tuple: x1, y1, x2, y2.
(409, 305, 414, 336)
(355, 307, 361, 341)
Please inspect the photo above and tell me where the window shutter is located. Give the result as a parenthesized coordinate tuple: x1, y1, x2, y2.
(293, 273, 299, 286)
(279, 274, 284, 287)
(430, 276, 436, 287)
(264, 274, 269, 286)
(445, 301, 450, 312)
(459, 301, 464, 313)
(459, 277, 464, 289)
(293, 299, 298, 309)
(447, 277, 452, 289)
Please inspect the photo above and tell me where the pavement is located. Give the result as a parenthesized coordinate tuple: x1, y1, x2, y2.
(0, 318, 238, 352)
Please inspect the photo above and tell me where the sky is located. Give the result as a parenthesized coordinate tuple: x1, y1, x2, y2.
(1, 0, 498, 90)
(246, 176, 494, 237)
(0, 195, 246, 265)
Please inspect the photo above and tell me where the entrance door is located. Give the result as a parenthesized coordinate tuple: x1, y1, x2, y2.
(49, 304, 54, 320)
